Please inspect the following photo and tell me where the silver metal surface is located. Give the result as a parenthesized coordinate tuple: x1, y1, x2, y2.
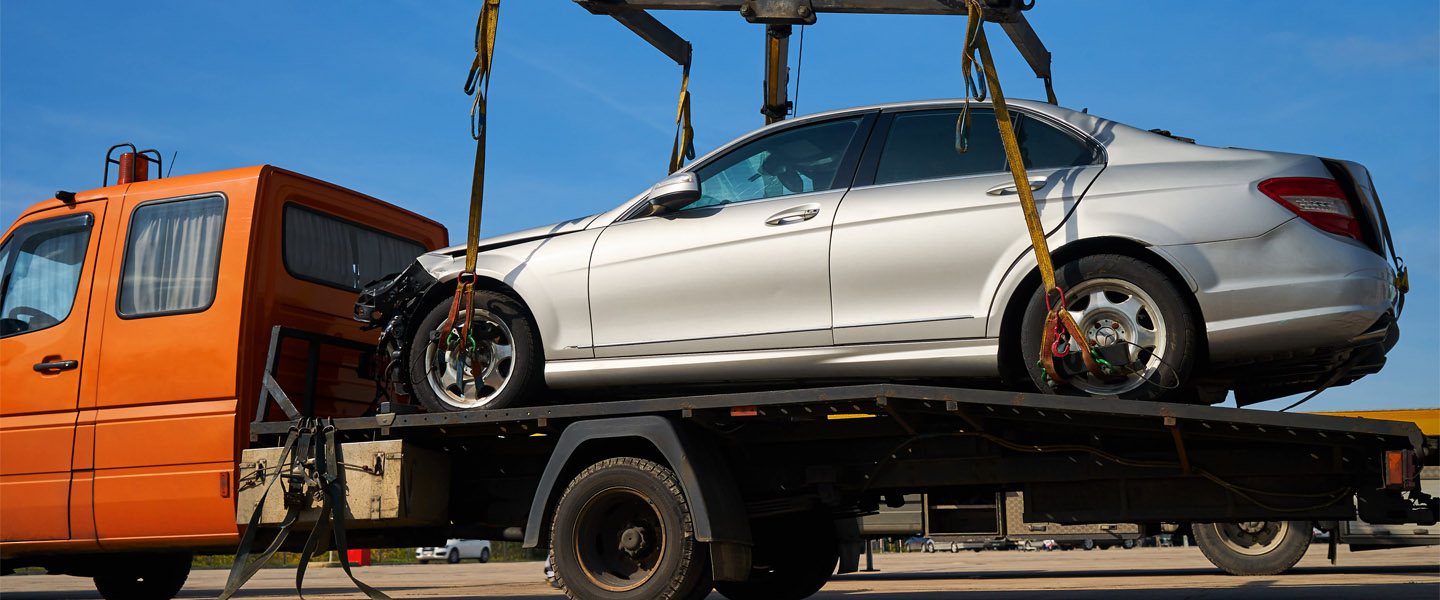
(424, 308, 516, 410)
(405, 99, 1398, 396)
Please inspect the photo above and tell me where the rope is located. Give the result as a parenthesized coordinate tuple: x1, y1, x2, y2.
(959, 1, 1108, 390)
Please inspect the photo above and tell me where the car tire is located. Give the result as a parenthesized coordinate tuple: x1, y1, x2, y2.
(1020, 254, 1196, 402)
(923, 540, 935, 553)
(92, 552, 191, 600)
(478, 547, 490, 564)
(551, 457, 711, 600)
(1193, 521, 1311, 576)
(1082, 539, 1095, 551)
(1123, 539, 1136, 550)
(418, 560, 429, 565)
(408, 289, 541, 412)
(447, 549, 460, 564)
(715, 511, 837, 600)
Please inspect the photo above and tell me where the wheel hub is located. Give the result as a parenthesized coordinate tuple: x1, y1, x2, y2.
(619, 525, 650, 558)
(1062, 278, 1168, 396)
(425, 308, 515, 410)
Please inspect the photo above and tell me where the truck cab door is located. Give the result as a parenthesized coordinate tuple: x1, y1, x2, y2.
(0, 200, 106, 542)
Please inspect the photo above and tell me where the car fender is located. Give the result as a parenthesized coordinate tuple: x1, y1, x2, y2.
(417, 230, 603, 360)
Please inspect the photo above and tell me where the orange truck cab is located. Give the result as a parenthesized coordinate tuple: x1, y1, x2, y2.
(0, 164, 445, 593)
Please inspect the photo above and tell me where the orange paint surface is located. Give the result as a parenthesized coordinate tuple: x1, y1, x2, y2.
(0, 166, 446, 559)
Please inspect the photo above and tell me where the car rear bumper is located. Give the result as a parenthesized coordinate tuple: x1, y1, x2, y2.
(1159, 217, 1399, 363)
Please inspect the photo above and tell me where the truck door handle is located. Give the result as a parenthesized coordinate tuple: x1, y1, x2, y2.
(764, 206, 821, 226)
(33, 360, 78, 373)
(986, 179, 1048, 196)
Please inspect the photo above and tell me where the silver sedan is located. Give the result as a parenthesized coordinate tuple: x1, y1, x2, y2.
(357, 99, 1402, 412)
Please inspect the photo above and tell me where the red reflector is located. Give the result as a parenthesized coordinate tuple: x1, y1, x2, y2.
(1383, 450, 1415, 490)
(1258, 177, 1361, 240)
(220, 471, 231, 498)
(730, 406, 759, 417)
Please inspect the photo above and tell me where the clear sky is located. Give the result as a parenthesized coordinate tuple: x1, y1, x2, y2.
(2, 1, 1435, 412)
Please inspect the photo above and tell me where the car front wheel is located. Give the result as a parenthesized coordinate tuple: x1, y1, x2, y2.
(408, 288, 541, 412)
(1020, 254, 1196, 402)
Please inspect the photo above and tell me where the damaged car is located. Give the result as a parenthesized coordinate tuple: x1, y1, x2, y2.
(356, 99, 1403, 412)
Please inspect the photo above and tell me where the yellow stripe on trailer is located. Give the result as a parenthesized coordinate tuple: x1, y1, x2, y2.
(1311, 409, 1440, 437)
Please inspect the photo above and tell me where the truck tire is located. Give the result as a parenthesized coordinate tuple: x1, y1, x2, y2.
(408, 289, 541, 412)
(715, 511, 837, 600)
(1193, 520, 1311, 576)
(92, 552, 191, 600)
(551, 457, 710, 600)
(1020, 254, 1196, 402)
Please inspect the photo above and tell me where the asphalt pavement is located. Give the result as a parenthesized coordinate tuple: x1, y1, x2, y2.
(1, 545, 1436, 599)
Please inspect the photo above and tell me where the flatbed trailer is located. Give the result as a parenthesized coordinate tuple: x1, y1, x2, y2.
(230, 330, 1438, 600)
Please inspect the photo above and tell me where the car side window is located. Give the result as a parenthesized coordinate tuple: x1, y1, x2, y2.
(684, 117, 864, 211)
(0, 213, 94, 338)
(874, 109, 1097, 185)
(117, 195, 227, 318)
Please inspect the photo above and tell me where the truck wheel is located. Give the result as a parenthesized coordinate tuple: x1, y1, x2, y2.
(479, 547, 491, 563)
(1020, 254, 1196, 402)
(551, 457, 710, 600)
(92, 552, 191, 600)
(716, 511, 837, 600)
(447, 549, 460, 564)
(1193, 521, 1311, 576)
(408, 289, 541, 412)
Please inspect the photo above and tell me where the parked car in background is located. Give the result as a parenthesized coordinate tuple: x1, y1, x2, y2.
(358, 99, 1402, 412)
(416, 539, 491, 564)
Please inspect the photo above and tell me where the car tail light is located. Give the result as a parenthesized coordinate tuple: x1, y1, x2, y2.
(1258, 177, 1361, 240)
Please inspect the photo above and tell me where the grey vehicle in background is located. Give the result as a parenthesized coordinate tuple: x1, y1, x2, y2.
(357, 99, 1402, 412)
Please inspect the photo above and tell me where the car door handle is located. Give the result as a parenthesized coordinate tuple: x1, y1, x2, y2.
(33, 360, 78, 372)
(764, 207, 820, 226)
(986, 179, 1048, 196)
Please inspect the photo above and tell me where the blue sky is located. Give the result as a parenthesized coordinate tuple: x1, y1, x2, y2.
(2, 1, 1435, 411)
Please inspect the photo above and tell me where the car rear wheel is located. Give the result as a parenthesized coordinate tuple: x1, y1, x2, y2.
(551, 457, 711, 600)
(1193, 520, 1311, 576)
(408, 289, 541, 412)
(1020, 254, 1196, 401)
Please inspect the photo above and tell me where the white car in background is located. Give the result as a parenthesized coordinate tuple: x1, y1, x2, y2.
(416, 539, 491, 564)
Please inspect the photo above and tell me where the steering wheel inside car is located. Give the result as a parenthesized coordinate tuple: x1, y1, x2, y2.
(5, 306, 59, 331)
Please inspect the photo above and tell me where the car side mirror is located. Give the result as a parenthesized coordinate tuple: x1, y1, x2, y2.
(647, 172, 701, 213)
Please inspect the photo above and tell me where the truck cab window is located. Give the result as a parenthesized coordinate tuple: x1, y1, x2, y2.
(0, 213, 94, 337)
(118, 195, 226, 318)
(282, 204, 427, 291)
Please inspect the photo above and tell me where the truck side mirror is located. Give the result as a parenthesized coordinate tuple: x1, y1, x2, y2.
(647, 172, 701, 213)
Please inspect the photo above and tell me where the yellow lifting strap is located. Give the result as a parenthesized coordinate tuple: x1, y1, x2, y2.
(446, 0, 501, 357)
(463, 0, 501, 274)
(669, 60, 695, 174)
(960, 1, 1108, 386)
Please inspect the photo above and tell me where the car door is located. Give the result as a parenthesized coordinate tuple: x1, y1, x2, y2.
(830, 107, 1105, 344)
(0, 200, 106, 542)
(587, 114, 874, 357)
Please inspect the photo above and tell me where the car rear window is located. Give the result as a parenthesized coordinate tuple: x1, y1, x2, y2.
(283, 204, 427, 291)
(874, 109, 1097, 185)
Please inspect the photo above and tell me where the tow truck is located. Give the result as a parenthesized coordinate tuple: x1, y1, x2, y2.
(2, 3, 1433, 600)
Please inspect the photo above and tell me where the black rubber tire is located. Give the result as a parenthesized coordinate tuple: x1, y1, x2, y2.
(715, 512, 837, 600)
(478, 547, 491, 564)
(923, 540, 935, 553)
(1193, 521, 1311, 576)
(1020, 254, 1196, 402)
(552, 457, 710, 600)
(92, 552, 191, 600)
(1122, 539, 1136, 550)
(446, 549, 460, 564)
(408, 289, 541, 412)
(419, 560, 430, 565)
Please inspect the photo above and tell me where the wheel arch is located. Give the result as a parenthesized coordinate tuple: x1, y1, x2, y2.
(992, 236, 1209, 386)
(523, 416, 751, 551)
